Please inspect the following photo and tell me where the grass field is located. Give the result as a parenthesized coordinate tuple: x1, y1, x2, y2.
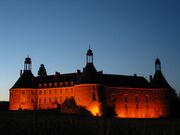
(0, 111, 180, 135)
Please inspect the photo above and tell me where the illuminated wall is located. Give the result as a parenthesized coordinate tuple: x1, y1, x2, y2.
(107, 87, 169, 118)
(9, 85, 170, 118)
(37, 86, 74, 110)
(9, 88, 36, 110)
(74, 84, 100, 116)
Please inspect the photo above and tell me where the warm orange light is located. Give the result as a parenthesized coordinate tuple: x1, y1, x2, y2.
(90, 105, 99, 116)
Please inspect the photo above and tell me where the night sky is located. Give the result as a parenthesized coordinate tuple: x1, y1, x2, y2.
(0, 0, 179, 101)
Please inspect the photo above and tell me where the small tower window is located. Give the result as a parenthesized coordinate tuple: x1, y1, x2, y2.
(92, 92, 96, 101)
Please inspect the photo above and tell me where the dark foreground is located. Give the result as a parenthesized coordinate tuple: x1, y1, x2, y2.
(0, 111, 180, 135)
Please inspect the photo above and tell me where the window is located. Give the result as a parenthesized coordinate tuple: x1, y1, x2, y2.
(71, 88, 73, 94)
(135, 96, 138, 103)
(44, 97, 46, 103)
(31, 91, 34, 95)
(54, 82, 58, 87)
(60, 89, 62, 94)
(66, 88, 68, 93)
(125, 104, 127, 109)
(54, 97, 57, 102)
(136, 104, 138, 109)
(39, 84, 42, 88)
(49, 83, 52, 87)
(44, 90, 46, 94)
(65, 82, 69, 86)
(124, 96, 128, 103)
(44, 83, 47, 87)
(146, 104, 149, 109)
(146, 95, 149, 103)
(70, 81, 74, 86)
(49, 97, 51, 103)
(39, 98, 41, 104)
(49, 90, 51, 94)
(55, 89, 57, 94)
(31, 98, 34, 104)
(92, 92, 96, 101)
(39, 90, 42, 95)
(60, 82, 63, 87)
(22, 91, 25, 94)
(60, 97, 62, 102)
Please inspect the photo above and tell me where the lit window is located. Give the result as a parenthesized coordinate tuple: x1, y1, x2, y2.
(39, 84, 42, 88)
(54, 82, 58, 87)
(60, 82, 63, 87)
(65, 82, 69, 86)
(70, 81, 74, 86)
(49, 83, 52, 87)
(44, 83, 47, 87)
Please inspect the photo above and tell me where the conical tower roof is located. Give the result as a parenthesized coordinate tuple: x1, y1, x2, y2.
(11, 70, 35, 89)
(151, 70, 171, 88)
(77, 63, 101, 84)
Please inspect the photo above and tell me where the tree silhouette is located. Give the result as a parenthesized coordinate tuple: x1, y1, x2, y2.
(38, 64, 47, 77)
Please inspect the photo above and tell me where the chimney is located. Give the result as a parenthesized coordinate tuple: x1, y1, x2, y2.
(77, 69, 81, 78)
(149, 75, 152, 82)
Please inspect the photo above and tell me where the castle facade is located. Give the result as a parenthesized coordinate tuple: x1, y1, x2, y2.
(9, 49, 176, 118)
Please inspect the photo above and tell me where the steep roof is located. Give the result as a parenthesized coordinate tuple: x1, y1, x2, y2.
(77, 63, 101, 84)
(101, 74, 150, 88)
(150, 71, 171, 88)
(11, 70, 35, 89)
(35, 73, 77, 86)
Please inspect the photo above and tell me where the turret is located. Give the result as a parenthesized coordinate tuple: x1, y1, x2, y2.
(155, 58, 161, 72)
(24, 57, 32, 71)
(86, 48, 93, 64)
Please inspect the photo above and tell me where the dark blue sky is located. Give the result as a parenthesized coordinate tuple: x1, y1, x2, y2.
(0, 0, 179, 100)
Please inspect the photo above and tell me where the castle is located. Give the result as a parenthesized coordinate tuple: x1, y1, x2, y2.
(9, 49, 177, 118)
